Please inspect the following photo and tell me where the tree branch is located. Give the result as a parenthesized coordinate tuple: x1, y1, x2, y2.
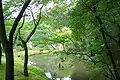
(9, 0, 31, 43)
(104, 74, 114, 80)
(0, 0, 9, 52)
(18, 13, 26, 44)
(66, 51, 96, 64)
(100, 60, 116, 80)
(103, 30, 118, 43)
(25, 5, 43, 42)
(84, 54, 96, 64)
(27, 7, 37, 24)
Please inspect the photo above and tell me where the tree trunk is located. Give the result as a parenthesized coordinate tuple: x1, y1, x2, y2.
(1, 41, 14, 80)
(6, 48, 14, 80)
(3, 42, 14, 80)
(23, 42, 28, 76)
(0, 1, 14, 80)
(0, 43, 2, 64)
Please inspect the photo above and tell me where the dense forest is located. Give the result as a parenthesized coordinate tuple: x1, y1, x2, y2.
(0, 0, 120, 80)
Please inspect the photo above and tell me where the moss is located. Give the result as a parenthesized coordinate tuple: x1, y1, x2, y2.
(0, 63, 5, 79)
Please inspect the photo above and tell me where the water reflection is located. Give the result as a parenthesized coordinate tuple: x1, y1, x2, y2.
(28, 59, 36, 66)
(45, 72, 71, 80)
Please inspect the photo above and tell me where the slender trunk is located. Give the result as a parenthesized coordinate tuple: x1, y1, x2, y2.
(23, 42, 28, 76)
(0, 43, 2, 64)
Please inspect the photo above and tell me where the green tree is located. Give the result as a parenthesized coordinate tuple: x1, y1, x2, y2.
(69, 0, 120, 80)
(0, 0, 31, 80)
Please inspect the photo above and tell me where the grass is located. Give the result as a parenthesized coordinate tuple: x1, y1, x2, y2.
(0, 57, 50, 80)
(15, 49, 63, 57)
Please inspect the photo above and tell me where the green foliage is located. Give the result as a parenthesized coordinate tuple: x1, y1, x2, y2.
(68, 0, 120, 79)
(68, 1, 105, 57)
(5, 19, 14, 36)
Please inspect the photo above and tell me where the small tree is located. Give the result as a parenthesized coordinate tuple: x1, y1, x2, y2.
(18, 6, 43, 76)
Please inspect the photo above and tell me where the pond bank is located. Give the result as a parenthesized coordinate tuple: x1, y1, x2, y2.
(0, 57, 50, 80)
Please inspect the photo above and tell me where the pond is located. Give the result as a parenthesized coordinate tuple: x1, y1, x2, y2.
(29, 52, 89, 80)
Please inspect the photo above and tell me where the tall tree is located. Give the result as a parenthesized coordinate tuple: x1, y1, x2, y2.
(0, 0, 31, 80)
(69, 0, 120, 80)
(80, 0, 120, 79)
